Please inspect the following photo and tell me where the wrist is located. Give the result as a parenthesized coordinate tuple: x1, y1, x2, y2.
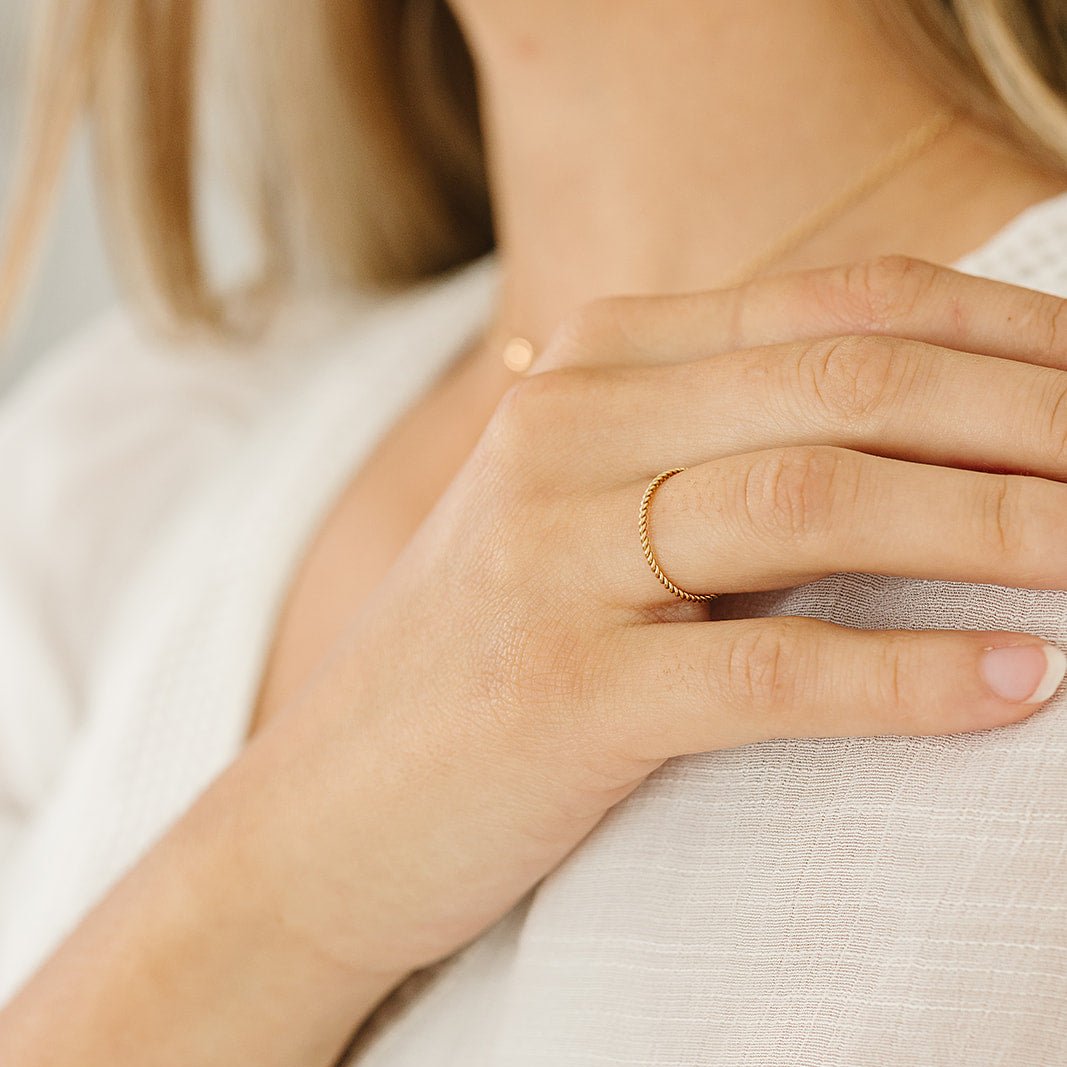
(178, 732, 410, 1022)
(1, 763, 407, 1067)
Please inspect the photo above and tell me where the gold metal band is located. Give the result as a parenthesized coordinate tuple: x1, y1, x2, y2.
(637, 467, 718, 604)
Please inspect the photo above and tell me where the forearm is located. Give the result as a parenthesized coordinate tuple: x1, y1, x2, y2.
(0, 726, 406, 1066)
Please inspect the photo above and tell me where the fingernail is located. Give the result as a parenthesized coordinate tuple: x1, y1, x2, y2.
(980, 643, 1067, 704)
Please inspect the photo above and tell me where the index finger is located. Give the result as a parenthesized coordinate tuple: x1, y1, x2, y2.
(531, 255, 1067, 372)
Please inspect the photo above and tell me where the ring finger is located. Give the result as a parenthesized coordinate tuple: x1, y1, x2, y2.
(592, 445, 1067, 607)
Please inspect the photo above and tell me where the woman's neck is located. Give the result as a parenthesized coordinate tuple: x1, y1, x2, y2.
(452, 0, 1067, 355)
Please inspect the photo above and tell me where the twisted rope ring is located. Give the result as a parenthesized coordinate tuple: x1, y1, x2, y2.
(637, 467, 718, 604)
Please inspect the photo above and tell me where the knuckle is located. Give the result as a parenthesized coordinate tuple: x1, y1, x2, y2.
(1028, 290, 1067, 364)
(476, 622, 609, 751)
(870, 634, 916, 714)
(826, 254, 940, 332)
(722, 621, 811, 723)
(725, 626, 791, 710)
(484, 367, 582, 451)
(481, 377, 542, 457)
(795, 334, 912, 423)
(488, 375, 539, 440)
(477, 379, 557, 495)
(539, 297, 629, 368)
(1040, 376, 1067, 465)
(740, 444, 849, 542)
(467, 626, 552, 736)
(980, 473, 1027, 564)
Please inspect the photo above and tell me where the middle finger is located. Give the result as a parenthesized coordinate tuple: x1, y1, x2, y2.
(545, 334, 1067, 481)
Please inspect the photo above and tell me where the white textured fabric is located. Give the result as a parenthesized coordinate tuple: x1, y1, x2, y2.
(4, 194, 1067, 1063)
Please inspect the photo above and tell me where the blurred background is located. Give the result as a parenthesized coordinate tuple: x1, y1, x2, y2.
(0, 1, 116, 390)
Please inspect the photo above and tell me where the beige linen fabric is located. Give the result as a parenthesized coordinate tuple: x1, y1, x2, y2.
(2, 193, 1067, 1064)
(350, 201, 1067, 1065)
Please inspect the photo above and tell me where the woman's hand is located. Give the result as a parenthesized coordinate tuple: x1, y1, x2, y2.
(9, 256, 1067, 1067)
(251, 256, 1067, 983)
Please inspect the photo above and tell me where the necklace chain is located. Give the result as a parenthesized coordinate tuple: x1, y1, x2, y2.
(719, 109, 955, 289)
(501, 108, 956, 374)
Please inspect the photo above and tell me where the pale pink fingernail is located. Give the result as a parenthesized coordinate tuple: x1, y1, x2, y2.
(980, 643, 1067, 704)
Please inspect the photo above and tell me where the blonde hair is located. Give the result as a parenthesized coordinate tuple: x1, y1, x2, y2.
(3, 0, 1067, 335)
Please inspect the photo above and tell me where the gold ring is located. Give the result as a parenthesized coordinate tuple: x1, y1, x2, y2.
(638, 468, 718, 603)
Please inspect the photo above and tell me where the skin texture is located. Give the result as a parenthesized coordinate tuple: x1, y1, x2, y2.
(8, 3, 1067, 1066)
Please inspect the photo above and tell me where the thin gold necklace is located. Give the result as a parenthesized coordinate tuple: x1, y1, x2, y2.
(501, 109, 955, 374)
